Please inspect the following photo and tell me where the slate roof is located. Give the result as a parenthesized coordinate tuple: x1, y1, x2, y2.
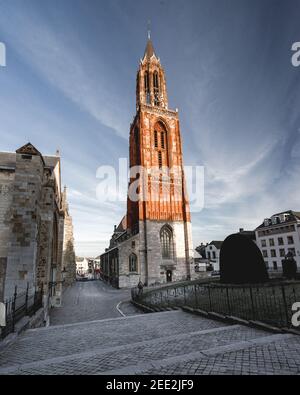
(256, 210, 300, 229)
(116, 215, 127, 233)
(0, 146, 60, 170)
(209, 241, 223, 249)
(44, 155, 60, 169)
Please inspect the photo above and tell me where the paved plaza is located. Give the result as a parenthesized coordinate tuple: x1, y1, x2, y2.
(0, 281, 300, 375)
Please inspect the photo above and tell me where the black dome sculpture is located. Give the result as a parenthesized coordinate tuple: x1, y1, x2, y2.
(220, 233, 269, 284)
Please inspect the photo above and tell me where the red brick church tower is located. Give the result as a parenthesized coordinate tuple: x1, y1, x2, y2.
(126, 34, 194, 285)
(101, 34, 195, 288)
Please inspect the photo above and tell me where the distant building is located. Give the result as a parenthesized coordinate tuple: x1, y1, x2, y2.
(195, 242, 222, 271)
(76, 257, 89, 277)
(205, 241, 223, 271)
(194, 250, 210, 272)
(255, 210, 300, 272)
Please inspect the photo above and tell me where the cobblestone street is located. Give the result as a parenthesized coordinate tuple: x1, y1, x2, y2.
(49, 280, 141, 325)
(0, 281, 300, 375)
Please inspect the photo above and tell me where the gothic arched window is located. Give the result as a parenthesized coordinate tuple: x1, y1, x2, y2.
(153, 122, 168, 168)
(160, 225, 174, 259)
(129, 253, 138, 272)
(154, 130, 158, 148)
(153, 71, 159, 89)
(153, 71, 160, 106)
(144, 72, 150, 104)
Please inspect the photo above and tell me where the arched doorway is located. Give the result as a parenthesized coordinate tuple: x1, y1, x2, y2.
(166, 270, 172, 283)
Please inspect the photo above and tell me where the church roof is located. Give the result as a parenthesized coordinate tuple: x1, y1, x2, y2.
(0, 146, 60, 171)
(44, 155, 60, 169)
(16, 142, 42, 157)
(116, 215, 127, 233)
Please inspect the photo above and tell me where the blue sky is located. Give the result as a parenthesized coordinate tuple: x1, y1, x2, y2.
(0, 0, 300, 257)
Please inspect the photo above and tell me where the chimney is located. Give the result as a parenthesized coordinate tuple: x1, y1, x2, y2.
(239, 228, 244, 233)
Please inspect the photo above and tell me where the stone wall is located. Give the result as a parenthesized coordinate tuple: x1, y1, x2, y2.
(5, 153, 44, 299)
(114, 220, 194, 288)
(0, 144, 73, 308)
(118, 233, 140, 288)
(0, 169, 14, 301)
(139, 220, 194, 286)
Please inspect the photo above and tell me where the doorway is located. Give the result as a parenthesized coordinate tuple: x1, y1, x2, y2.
(166, 270, 172, 283)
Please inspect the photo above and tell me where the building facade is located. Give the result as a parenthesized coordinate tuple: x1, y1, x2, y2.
(205, 241, 222, 271)
(101, 36, 195, 288)
(76, 257, 89, 277)
(0, 143, 76, 308)
(61, 186, 76, 287)
(255, 210, 300, 272)
(195, 242, 222, 272)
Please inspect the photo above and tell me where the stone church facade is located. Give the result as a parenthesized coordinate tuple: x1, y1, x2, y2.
(0, 143, 76, 307)
(101, 37, 195, 288)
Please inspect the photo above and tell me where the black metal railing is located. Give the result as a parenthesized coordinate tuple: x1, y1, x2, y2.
(1, 283, 43, 339)
(132, 280, 300, 330)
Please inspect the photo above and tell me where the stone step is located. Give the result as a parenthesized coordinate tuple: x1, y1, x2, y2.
(0, 324, 274, 375)
(1, 309, 299, 375)
(0, 311, 226, 368)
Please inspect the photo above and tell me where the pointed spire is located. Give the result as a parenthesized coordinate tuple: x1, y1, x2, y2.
(143, 22, 157, 60)
(144, 39, 156, 59)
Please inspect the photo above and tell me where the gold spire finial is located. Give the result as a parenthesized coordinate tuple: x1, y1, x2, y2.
(147, 20, 151, 40)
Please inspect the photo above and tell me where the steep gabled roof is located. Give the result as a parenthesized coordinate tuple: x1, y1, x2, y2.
(209, 241, 223, 249)
(16, 142, 45, 166)
(16, 142, 42, 156)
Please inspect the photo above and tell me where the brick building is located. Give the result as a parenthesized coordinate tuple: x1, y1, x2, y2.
(101, 36, 195, 288)
(0, 143, 76, 307)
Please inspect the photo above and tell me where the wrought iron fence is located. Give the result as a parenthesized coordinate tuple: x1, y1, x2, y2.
(132, 280, 300, 330)
(1, 283, 43, 339)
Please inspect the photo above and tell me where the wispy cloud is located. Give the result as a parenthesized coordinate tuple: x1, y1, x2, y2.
(0, 5, 131, 139)
(0, 0, 299, 256)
